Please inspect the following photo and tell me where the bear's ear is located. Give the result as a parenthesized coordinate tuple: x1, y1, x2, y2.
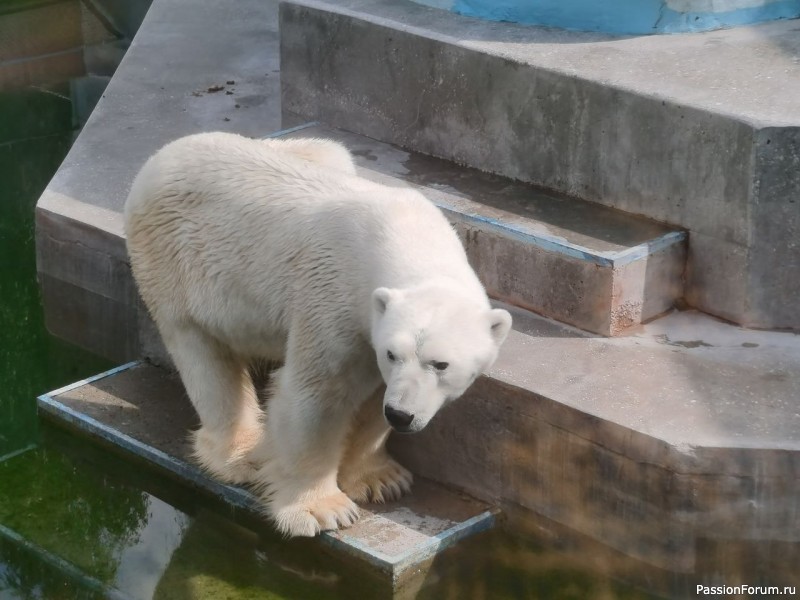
(488, 308, 512, 345)
(372, 287, 399, 315)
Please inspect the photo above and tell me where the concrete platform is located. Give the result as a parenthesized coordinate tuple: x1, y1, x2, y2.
(280, 0, 800, 330)
(280, 124, 686, 335)
(36, 362, 497, 590)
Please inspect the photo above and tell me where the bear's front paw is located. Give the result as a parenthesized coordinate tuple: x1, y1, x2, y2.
(270, 490, 360, 537)
(192, 425, 263, 484)
(339, 457, 414, 504)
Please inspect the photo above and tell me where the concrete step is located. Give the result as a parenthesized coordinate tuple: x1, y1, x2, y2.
(36, 362, 498, 592)
(277, 123, 686, 335)
(279, 0, 800, 331)
(0, 0, 124, 91)
(0, 1, 82, 62)
(388, 304, 800, 574)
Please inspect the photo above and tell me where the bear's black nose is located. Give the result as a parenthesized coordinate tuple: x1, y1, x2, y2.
(384, 406, 414, 431)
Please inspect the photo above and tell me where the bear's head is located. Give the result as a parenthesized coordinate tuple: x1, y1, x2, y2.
(371, 284, 512, 433)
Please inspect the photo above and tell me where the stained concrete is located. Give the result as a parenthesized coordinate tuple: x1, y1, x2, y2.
(749, 126, 800, 327)
(280, 124, 686, 335)
(36, 362, 497, 590)
(279, 0, 800, 330)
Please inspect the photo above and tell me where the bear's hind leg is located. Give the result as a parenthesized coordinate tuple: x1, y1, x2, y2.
(161, 323, 263, 484)
(338, 390, 413, 504)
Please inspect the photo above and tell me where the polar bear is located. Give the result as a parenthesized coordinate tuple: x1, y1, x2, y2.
(124, 132, 512, 537)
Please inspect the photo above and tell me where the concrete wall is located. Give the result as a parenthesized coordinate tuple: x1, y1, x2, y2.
(280, 1, 800, 330)
(389, 375, 800, 573)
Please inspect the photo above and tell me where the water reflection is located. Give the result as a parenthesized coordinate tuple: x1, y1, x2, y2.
(113, 496, 190, 598)
(0, 425, 383, 599)
(0, 439, 148, 584)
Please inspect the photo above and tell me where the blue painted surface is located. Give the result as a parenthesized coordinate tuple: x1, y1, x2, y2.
(656, 1, 800, 32)
(412, 0, 800, 33)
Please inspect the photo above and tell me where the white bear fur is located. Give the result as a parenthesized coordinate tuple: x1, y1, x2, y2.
(124, 132, 512, 537)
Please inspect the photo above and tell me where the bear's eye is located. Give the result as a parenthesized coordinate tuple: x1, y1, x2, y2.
(387, 350, 396, 362)
(432, 361, 449, 371)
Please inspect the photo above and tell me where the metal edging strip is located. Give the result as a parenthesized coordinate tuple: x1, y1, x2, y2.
(262, 122, 321, 139)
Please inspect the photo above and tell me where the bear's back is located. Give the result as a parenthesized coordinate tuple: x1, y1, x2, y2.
(124, 132, 484, 344)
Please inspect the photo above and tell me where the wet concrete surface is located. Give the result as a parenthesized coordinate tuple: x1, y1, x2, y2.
(284, 125, 681, 257)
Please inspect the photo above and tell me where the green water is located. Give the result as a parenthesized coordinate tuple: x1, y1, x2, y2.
(0, 424, 368, 599)
(0, 423, 666, 600)
(0, 84, 113, 460)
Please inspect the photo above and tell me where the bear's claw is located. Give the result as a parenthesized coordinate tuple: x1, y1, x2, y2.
(271, 490, 360, 537)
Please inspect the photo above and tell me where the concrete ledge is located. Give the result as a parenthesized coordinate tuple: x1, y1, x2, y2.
(35, 0, 284, 362)
(279, 0, 800, 329)
(36, 362, 498, 591)
(36, 195, 136, 362)
(280, 124, 686, 335)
